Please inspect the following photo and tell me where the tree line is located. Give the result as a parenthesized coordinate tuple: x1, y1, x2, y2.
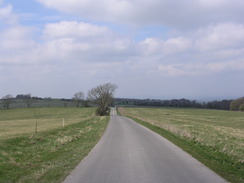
(115, 97, 244, 111)
(1, 94, 41, 109)
(1, 85, 243, 113)
(0, 83, 118, 116)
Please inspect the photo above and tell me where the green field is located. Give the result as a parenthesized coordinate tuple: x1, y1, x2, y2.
(119, 107, 244, 183)
(0, 107, 109, 183)
(0, 99, 77, 109)
(0, 108, 96, 139)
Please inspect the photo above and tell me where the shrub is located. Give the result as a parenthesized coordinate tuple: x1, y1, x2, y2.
(230, 97, 244, 111)
(239, 104, 244, 112)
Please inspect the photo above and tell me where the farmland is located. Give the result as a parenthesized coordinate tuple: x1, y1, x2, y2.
(0, 107, 109, 183)
(118, 107, 244, 183)
(0, 108, 95, 139)
(0, 98, 77, 109)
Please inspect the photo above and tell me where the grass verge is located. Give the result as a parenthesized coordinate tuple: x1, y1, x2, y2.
(0, 111, 109, 183)
(118, 108, 244, 183)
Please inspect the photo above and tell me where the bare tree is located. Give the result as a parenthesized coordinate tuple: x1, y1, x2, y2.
(2, 94, 14, 109)
(23, 94, 35, 108)
(88, 83, 117, 116)
(73, 92, 85, 107)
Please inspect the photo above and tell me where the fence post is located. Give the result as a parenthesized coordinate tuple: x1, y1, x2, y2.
(35, 121, 37, 134)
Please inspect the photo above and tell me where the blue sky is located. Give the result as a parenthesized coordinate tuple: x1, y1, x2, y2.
(0, 0, 244, 100)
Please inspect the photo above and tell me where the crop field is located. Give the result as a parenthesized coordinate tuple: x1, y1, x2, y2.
(118, 107, 244, 183)
(0, 107, 109, 183)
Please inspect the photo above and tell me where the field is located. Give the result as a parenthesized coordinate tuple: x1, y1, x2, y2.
(0, 99, 77, 109)
(118, 107, 244, 183)
(0, 107, 109, 183)
(0, 108, 95, 139)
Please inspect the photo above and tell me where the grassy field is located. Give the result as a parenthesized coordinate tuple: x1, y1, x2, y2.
(0, 108, 96, 139)
(0, 99, 77, 109)
(118, 107, 244, 183)
(0, 107, 109, 183)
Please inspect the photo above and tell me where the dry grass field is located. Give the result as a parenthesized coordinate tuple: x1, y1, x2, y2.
(119, 107, 244, 165)
(0, 108, 96, 139)
(0, 107, 109, 183)
(119, 107, 244, 182)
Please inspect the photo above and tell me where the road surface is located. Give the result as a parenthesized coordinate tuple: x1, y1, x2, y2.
(64, 108, 227, 183)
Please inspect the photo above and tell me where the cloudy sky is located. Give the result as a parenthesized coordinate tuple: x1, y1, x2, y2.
(0, 0, 244, 100)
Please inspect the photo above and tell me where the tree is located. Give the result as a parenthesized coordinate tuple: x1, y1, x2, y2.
(230, 97, 244, 111)
(240, 104, 244, 112)
(23, 94, 35, 108)
(73, 92, 84, 107)
(63, 102, 68, 107)
(84, 99, 90, 107)
(2, 94, 14, 109)
(88, 83, 118, 116)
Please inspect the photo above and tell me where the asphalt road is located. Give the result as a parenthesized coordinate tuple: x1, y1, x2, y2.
(63, 108, 227, 183)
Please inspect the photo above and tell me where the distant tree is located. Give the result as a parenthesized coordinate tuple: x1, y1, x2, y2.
(63, 102, 68, 107)
(230, 97, 244, 111)
(87, 83, 118, 116)
(23, 94, 35, 108)
(73, 92, 84, 107)
(240, 104, 244, 112)
(84, 99, 90, 107)
(16, 94, 25, 99)
(2, 94, 14, 109)
(219, 100, 232, 110)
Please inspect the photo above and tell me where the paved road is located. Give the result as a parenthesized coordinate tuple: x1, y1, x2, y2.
(64, 108, 227, 183)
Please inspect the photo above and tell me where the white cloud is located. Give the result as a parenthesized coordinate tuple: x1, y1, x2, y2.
(0, 26, 38, 65)
(0, 20, 136, 66)
(0, 3, 18, 24)
(139, 38, 162, 55)
(0, 3, 11, 15)
(41, 21, 139, 63)
(36, 0, 132, 21)
(2, 19, 244, 78)
(43, 21, 111, 39)
(36, 0, 244, 28)
(159, 59, 244, 77)
(208, 59, 244, 72)
(196, 23, 244, 51)
(139, 36, 191, 55)
(0, 26, 34, 50)
(158, 64, 202, 76)
(164, 37, 192, 54)
(159, 64, 188, 76)
(214, 48, 244, 59)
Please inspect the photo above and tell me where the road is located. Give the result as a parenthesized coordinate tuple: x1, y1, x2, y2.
(63, 108, 227, 183)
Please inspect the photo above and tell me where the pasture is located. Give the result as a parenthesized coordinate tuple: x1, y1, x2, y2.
(0, 108, 95, 139)
(118, 107, 244, 183)
(0, 107, 109, 183)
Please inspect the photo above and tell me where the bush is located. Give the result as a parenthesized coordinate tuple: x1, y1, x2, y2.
(239, 104, 244, 112)
(230, 97, 244, 111)
(95, 107, 110, 116)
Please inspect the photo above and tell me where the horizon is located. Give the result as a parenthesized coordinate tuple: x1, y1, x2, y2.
(3, 92, 240, 103)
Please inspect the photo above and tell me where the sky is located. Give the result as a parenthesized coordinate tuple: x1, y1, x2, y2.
(0, 0, 244, 100)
